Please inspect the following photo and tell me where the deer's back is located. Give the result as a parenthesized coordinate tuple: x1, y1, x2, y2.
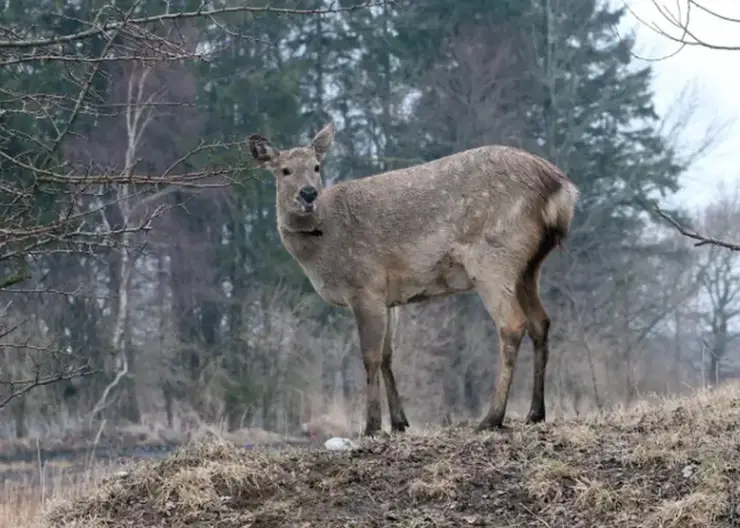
(333, 144, 562, 243)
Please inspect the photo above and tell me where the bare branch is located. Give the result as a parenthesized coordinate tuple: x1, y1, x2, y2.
(0, 363, 95, 410)
(0, 1, 382, 50)
(654, 201, 740, 250)
(624, 0, 740, 53)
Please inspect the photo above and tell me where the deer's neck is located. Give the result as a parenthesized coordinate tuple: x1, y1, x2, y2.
(276, 205, 326, 266)
(278, 210, 322, 235)
(276, 187, 351, 263)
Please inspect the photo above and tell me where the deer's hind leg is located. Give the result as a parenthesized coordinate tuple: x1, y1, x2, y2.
(467, 255, 528, 430)
(518, 228, 559, 424)
(381, 307, 410, 433)
(517, 266, 550, 424)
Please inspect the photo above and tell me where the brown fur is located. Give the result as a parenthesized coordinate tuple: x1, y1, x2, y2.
(248, 122, 579, 435)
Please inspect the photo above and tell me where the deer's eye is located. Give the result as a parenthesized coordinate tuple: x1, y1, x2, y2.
(314, 164, 320, 172)
(281, 168, 291, 176)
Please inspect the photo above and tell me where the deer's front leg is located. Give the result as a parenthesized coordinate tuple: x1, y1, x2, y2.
(351, 297, 388, 436)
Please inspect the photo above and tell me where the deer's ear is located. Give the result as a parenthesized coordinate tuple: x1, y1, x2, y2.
(311, 122, 334, 162)
(248, 134, 280, 167)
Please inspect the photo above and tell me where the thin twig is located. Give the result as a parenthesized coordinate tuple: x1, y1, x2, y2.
(0, 1, 382, 49)
(654, 201, 740, 250)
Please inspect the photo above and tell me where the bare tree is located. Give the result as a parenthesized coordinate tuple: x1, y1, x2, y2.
(61, 25, 206, 425)
(417, 24, 527, 152)
(0, 0, 379, 416)
(621, 1, 740, 249)
(693, 187, 740, 384)
(0, 0, 379, 278)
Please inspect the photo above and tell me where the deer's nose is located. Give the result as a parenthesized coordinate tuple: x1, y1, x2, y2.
(299, 186, 318, 204)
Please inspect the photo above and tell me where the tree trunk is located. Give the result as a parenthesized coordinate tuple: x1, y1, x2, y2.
(708, 353, 720, 386)
(13, 397, 27, 438)
(120, 335, 141, 423)
(163, 380, 174, 428)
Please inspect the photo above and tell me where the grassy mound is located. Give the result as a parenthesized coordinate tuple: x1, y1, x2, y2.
(46, 385, 740, 527)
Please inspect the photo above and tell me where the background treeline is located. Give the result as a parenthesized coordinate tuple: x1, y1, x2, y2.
(1, 0, 738, 439)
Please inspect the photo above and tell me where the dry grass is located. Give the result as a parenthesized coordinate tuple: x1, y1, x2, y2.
(1, 460, 120, 528)
(19, 383, 740, 527)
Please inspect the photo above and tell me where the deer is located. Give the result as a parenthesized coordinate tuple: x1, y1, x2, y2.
(248, 122, 579, 436)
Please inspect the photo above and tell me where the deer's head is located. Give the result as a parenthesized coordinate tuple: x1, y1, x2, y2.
(248, 123, 334, 221)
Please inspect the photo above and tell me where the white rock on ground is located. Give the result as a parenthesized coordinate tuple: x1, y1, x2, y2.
(323, 437, 358, 451)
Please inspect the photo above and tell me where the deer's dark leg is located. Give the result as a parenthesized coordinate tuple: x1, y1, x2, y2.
(517, 269, 550, 424)
(381, 308, 409, 433)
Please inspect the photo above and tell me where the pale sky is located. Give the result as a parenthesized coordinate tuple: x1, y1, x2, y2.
(618, 0, 740, 213)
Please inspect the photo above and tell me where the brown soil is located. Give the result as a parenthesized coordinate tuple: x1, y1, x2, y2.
(45, 385, 740, 528)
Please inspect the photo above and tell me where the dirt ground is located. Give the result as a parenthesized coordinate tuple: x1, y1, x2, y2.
(45, 385, 740, 528)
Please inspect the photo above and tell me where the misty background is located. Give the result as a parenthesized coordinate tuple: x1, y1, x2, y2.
(1, 0, 740, 442)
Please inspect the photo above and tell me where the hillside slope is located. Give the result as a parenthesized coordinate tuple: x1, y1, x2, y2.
(46, 385, 740, 528)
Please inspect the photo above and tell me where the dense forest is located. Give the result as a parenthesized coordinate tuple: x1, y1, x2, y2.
(1, 0, 739, 440)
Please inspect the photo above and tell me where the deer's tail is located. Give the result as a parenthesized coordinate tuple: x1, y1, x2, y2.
(542, 179, 579, 251)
